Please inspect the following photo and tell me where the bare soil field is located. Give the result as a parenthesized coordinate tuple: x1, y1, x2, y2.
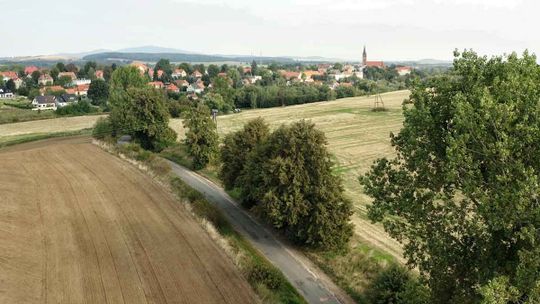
(0, 137, 256, 304)
(171, 90, 409, 261)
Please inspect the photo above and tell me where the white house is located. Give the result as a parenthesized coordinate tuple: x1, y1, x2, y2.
(0, 88, 14, 99)
(72, 78, 91, 86)
(396, 66, 412, 76)
(172, 69, 187, 78)
(56, 94, 78, 108)
(32, 95, 57, 110)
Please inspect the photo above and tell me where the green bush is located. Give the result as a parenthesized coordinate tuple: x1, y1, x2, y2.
(246, 262, 283, 290)
(365, 265, 430, 304)
(92, 117, 113, 139)
(56, 100, 98, 116)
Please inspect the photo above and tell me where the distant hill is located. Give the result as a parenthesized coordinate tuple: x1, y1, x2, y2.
(117, 46, 194, 54)
(83, 52, 299, 63)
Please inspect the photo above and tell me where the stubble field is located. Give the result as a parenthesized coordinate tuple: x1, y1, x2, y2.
(0, 137, 256, 304)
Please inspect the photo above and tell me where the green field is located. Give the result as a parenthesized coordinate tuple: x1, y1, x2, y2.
(170, 90, 410, 260)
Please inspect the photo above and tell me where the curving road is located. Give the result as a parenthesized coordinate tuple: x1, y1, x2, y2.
(168, 160, 353, 304)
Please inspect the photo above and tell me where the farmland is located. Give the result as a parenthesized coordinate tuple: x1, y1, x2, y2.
(0, 137, 256, 303)
(170, 90, 409, 260)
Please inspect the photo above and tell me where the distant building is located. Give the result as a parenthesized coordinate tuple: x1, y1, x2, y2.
(58, 72, 77, 80)
(396, 66, 412, 76)
(1, 71, 18, 81)
(24, 66, 39, 75)
(38, 74, 54, 86)
(0, 88, 14, 99)
(56, 94, 78, 107)
(172, 69, 187, 78)
(32, 95, 57, 110)
(191, 70, 203, 78)
(131, 61, 148, 75)
(72, 78, 91, 86)
(148, 81, 165, 89)
(166, 83, 180, 93)
(362, 46, 385, 68)
(95, 70, 104, 79)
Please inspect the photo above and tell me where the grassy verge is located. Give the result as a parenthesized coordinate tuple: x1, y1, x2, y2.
(106, 141, 306, 304)
(0, 129, 92, 148)
(160, 140, 414, 303)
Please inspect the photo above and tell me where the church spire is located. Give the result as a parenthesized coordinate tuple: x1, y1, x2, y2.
(362, 46, 367, 66)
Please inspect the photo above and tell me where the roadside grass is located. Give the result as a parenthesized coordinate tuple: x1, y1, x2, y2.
(0, 129, 92, 148)
(104, 141, 306, 304)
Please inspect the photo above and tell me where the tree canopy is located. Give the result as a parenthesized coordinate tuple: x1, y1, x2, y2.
(88, 79, 109, 106)
(361, 50, 540, 303)
(240, 120, 353, 249)
(183, 105, 219, 169)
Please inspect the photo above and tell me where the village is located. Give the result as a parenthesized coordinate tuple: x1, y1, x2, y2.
(0, 47, 413, 112)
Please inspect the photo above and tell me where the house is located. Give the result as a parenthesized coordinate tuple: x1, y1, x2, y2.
(0, 88, 14, 99)
(72, 78, 91, 86)
(243, 67, 252, 74)
(38, 74, 54, 86)
(1, 71, 18, 81)
(24, 66, 39, 75)
(172, 69, 187, 78)
(365, 61, 385, 68)
(32, 95, 57, 110)
(148, 81, 164, 89)
(280, 70, 302, 81)
(74, 84, 90, 96)
(95, 70, 104, 79)
(131, 61, 148, 75)
(58, 72, 77, 80)
(11, 77, 24, 89)
(246, 75, 262, 84)
(186, 81, 205, 94)
(191, 70, 203, 78)
(217, 72, 227, 78)
(40, 85, 64, 95)
(166, 83, 180, 93)
(396, 66, 412, 76)
(175, 79, 189, 88)
(56, 94, 78, 107)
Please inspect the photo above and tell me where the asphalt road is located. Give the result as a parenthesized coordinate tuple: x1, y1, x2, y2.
(168, 161, 345, 304)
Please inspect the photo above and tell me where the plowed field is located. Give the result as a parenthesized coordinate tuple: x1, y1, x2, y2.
(0, 137, 256, 304)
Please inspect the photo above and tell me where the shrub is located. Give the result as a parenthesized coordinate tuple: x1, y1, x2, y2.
(365, 265, 430, 304)
(56, 101, 97, 116)
(92, 117, 113, 139)
(246, 262, 283, 290)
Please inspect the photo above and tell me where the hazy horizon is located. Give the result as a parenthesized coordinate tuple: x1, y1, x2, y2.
(2, 0, 538, 61)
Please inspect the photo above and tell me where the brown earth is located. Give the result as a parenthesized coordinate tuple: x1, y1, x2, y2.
(0, 137, 257, 304)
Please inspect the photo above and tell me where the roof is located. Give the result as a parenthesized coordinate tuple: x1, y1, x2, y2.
(192, 70, 203, 77)
(280, 70, 301, 79)
(95, 70, 104, 77)
(366, 61, 385, 68)
(166, 83, 179, 91)
(1, 71, 18, 79)
(0, 88, 13, 94)
(396, 66, 412, 71)
(40, 86, 64, 93)
(175, 79, 189, 86)
(39, 74, 53, 80)
(76, 84, 90, 91)
(58, 72, 77, 79)
(24, 66, 39, 74)
(58, 94, 78, 103)
(34, 95, 56, 104)
(148, 81, 164, 88)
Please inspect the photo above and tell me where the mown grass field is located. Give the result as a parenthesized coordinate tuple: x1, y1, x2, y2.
(170, 90, 410, 261)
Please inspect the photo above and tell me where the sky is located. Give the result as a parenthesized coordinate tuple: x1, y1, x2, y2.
(1, 0, 538, 61)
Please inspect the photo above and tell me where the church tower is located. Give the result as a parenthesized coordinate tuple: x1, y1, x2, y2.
(362, 46, 367, 66)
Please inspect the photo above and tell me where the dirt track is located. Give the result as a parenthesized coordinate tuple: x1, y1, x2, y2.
(0, 137, 256, 304)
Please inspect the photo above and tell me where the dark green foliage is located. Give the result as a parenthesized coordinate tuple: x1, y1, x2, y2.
(246, 263, 283, 290)
(240, 120, 353, 249)
(234, 84, 331, 108)
(361, 50, 540, 303)
(365, 265, 430, 304)
(5, 79, 16, 92)
(109, 86, 176, 152)
(183, 105, 219, 169)
(88, 79, 109, 106)
(219, 117, 270, 190)
(92, 117, 113, 139)
(56, 101, 97, 116)
(203, 92, 232, 113)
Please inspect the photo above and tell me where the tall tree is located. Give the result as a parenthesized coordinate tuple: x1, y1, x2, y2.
(361, 50, 540, 303)
(219, 117, 270, 189)
(88, 79, 109, 106)
(241, 120, 353, 249)
(183, 105, 219, 169)
(109, 87, 176, 151)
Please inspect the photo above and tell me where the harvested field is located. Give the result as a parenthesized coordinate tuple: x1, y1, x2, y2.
(0, 137, 256, 304)
(0, 114, 105, 138)
(170, 90, 410, 261)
